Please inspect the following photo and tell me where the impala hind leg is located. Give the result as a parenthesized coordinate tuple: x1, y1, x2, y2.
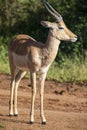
(14, 70, 26, 116)
(9, 66, 17, 116)
(8, 52, 17, 116)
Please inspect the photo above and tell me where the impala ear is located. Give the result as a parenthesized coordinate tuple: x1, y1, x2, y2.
(41, 21, 58, 30)
(41, 21, 53, 28)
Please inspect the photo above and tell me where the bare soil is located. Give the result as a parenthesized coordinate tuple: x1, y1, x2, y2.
(0, 74, 87, 130)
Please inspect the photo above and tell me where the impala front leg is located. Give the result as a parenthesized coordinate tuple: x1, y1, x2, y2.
(30, 72, 36, 124)
(39, 72, 47, 124)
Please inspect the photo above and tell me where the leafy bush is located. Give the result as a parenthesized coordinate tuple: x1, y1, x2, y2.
(0, 37, 10, 73)
(0, 0, 87, 82)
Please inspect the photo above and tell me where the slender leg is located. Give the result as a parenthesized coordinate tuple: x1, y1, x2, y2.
(9, 79, 15, 116)
(30, 72, 36, 124)
(9, 67, 17, 116)
(39, 72, 47, 124)
(9, 52, 16, 116)
(14, 70, 26, 116)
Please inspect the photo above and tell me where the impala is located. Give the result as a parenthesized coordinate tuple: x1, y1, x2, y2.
(8, 0, 77, 124)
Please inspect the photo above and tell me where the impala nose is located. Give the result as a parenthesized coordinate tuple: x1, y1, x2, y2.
(71, 35, 77, 42)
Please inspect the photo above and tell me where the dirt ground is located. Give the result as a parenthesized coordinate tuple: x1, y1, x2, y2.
(0, 74, 87, 130)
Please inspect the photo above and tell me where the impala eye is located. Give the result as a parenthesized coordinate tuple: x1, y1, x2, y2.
(58, 26, 64, 30)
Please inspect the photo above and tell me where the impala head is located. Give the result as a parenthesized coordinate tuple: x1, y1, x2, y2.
(42, 0, 77, 42)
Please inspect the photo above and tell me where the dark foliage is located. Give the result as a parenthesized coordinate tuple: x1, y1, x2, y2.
(0, 0, 87, 62)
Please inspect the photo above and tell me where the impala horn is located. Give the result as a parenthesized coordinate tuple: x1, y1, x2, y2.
(42, 0, 62, 22)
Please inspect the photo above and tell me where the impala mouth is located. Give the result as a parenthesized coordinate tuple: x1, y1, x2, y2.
(70, 37, 77, 42)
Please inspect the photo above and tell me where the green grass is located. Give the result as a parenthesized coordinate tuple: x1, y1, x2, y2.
(0, 59, 10, 74)
(0, 44, 10, 74)
(0, 124, 5, 128)
(13, 128, 21, 130)
(47, 59, 87, 83)
(0, 51, 87, 83)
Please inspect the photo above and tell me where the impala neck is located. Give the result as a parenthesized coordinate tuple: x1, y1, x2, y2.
(46, 29, 60, 54)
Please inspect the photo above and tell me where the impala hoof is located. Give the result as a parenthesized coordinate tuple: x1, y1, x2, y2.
(30, 121, 34, 124)
(14, 114, 18, 117)
(42, 121, 46, 125)
(9, 114, 14, 116)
